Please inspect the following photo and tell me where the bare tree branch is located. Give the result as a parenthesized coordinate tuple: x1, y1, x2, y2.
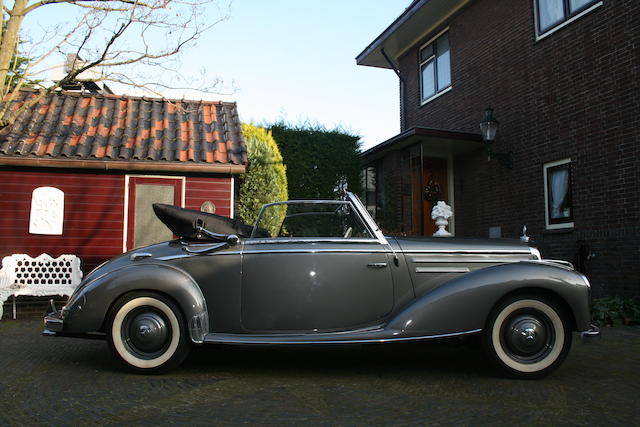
(24, 0, 163, 15)
(0, 0, 231, 127)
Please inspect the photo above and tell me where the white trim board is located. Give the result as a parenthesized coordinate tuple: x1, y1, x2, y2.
(122, 174, 186, 252)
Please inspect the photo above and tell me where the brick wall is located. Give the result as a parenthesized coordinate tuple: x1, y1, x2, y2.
(393, 0, 640, 297)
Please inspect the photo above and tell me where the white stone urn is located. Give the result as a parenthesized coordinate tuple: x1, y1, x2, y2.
(431, 201, 453, 237)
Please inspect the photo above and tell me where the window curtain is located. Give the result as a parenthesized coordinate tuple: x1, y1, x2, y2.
(538, 0, 564, 31)
(550, 168, 569, 218)
(570, 0, 593, 13)
(436, 34, 451, 90)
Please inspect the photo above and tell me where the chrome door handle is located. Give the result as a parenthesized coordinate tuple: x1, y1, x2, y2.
(367, 262, 388, 268)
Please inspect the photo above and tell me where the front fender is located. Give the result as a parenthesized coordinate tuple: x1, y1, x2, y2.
(387, 261, 591, 337)
(63, 263, 209, 343)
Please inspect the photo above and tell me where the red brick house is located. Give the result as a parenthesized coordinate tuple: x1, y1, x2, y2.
(0, 90, 246, 278)
(357, 0, 639, 297)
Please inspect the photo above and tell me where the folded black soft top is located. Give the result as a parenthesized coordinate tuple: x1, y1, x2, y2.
(153, 203, 258, 240)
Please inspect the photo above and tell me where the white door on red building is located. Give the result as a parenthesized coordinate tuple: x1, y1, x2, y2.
(125, 176, 184, 251)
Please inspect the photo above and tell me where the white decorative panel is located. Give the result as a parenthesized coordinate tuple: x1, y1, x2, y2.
(29, 187, 65, 235)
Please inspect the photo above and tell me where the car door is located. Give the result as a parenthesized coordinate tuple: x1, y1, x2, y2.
(240, 201, 394, 332)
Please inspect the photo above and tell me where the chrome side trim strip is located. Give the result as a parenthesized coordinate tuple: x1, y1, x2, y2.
(156, 254, 192, 261)
(160, 249, 395, 259)
(242, 249, 392, 255)
(183, 242, 227, 254)
(410, 256, 520, 263)
(416, 267, 470, 273)
(157, 251, 243, 260)
(247, 238, 380, 245)
(202, 329, 483, 345)
(403, 249, 532, 254)
(521, 259, 575, 270)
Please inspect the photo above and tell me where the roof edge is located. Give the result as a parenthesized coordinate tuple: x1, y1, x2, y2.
(6, 88, 237, 107)
(0, 157, 246, 174)
(356, 0, 430, 67)
(361, 126, 482, 157)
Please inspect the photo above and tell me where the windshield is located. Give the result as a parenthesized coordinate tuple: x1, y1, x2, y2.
(252, 201, 373, 239)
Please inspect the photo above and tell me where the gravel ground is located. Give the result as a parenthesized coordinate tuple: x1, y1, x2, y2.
(0, 320, 639, 426)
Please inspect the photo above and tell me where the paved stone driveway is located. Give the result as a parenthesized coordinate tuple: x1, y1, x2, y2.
(0, 320, 639, 426)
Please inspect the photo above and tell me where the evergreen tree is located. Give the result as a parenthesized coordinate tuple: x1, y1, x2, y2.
(237, 124, 288, 236)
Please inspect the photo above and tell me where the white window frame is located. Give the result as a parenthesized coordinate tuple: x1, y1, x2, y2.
(534, 0, 603, 41)
(543, 158, 574, 230)
(419, 28, 452, 106)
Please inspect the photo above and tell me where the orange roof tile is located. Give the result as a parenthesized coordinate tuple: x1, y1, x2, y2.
(0, 90, 247, 169)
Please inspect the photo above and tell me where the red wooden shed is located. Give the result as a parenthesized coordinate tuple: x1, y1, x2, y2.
(0, 90, 247, 278)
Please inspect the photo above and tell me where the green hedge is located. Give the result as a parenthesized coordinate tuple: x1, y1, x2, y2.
(269, 122, 362, 200)
(592, 296, 640, 326)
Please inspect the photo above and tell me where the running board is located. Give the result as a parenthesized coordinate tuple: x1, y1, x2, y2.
(202, 329, 482, 345)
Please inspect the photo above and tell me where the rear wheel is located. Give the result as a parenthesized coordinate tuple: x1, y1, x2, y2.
(483, 294, 572, 378)
(107, 292, 190, 373)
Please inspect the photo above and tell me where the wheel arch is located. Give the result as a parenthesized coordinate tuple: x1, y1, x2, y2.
(64, 263, 209, 343)
(387, 261, 591, 337)
(491, 287, 577, 331)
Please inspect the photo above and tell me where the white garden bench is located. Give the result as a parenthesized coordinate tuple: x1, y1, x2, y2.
(0, 254, 83, 320)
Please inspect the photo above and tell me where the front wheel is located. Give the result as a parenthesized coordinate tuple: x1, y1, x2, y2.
(483, 294, 572, 379)
(107, 292, 191, 373)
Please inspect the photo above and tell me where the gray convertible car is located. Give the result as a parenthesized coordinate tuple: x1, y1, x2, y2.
(44, 192, 597, 378)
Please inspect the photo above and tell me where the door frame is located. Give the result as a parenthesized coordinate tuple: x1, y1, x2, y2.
(122, 174, 186, 252)
(422, 149, 455, 235)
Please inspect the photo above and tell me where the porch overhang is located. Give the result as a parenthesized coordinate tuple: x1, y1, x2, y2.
(361, 127, 482, 163)
(356, 0, 470, 68)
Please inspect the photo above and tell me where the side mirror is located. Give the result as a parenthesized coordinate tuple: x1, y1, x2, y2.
(227, 234, 239, 246)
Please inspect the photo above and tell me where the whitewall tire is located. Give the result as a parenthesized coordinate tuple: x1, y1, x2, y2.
(107, 292, 190, 373)
(483, 294, 572, 379)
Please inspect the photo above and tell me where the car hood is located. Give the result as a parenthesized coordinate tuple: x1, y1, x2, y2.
(391, 236, 535, 255)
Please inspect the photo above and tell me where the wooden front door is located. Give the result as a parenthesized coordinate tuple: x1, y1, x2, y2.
(409, 154, 449, 236)
(126, 176, 183, 251)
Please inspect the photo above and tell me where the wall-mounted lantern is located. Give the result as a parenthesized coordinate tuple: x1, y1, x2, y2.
(479, 108, 513, 169)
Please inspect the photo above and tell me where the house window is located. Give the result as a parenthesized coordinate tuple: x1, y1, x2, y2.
(419, 30, 451, 104)
(544, 159, 574, 229)
(535, 0, 601, 37)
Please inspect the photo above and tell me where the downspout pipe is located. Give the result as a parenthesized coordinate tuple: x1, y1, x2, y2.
(379, 48, 407, 233)
(381, 48, 406, 132)
(381, 48, 403, 81)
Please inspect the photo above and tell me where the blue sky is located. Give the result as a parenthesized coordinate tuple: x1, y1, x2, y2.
(27, 1, 410, 149)
(180, 0, 410, 149)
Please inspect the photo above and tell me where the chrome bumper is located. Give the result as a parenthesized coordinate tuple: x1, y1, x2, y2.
(43, 299, 64, 336)
(581, 324, 601, 338)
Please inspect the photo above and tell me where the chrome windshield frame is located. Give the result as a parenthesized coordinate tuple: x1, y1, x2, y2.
(346, 192, 388, 245)
(250, 195, 387, 245)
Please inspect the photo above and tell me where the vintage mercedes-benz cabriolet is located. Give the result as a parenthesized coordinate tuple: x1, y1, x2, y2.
(44, 192, 597, 377)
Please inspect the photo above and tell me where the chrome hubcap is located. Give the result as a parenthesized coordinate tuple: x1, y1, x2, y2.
(502, 311, 554, 363)
(123, 308, 171, 358)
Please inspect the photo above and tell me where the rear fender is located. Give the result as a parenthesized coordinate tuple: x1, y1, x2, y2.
(388, 261, 591, 336)
(63, 263, 208, 343)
